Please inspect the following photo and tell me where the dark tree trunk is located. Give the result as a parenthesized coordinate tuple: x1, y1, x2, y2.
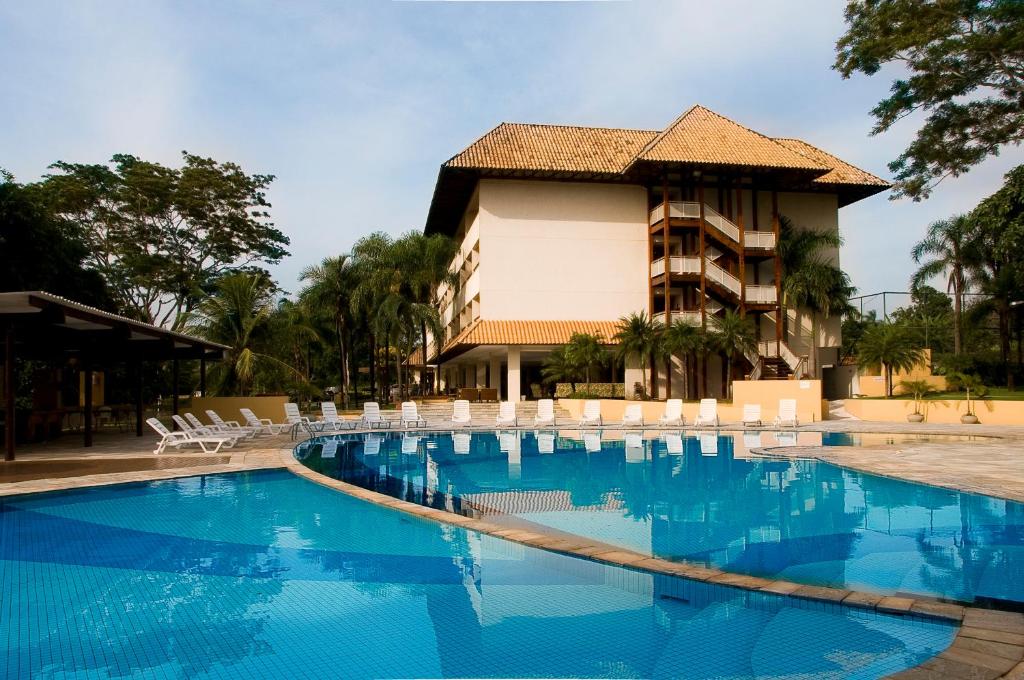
(369, 332, 377, 401)
(420, 319, 430, 395)
(649, 351, 658, 399)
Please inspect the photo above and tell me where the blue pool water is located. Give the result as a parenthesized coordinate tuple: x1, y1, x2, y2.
(1, 469, 952, 678)
(298, 430, 1024, 606)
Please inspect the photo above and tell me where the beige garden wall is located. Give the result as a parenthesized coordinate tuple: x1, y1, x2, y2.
(843, 398, 1024, 425)
(189, 396, 290, 424)
(558, 379, 823, 424)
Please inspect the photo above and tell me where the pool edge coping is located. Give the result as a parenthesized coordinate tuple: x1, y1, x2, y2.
(280, 447, 1024, 679)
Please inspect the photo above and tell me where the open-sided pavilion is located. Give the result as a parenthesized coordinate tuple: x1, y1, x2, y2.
(1, 291, 226, 460)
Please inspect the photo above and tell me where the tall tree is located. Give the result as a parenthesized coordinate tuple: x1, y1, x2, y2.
(709, 310, 757, 399)
(911, 215, 974, 354)
(187, 273, 300, 396)
(564, 333, 607, 392)
(857, 322, 925, 396)
(38, 152, 289, 328)
(778, 216, 854, 375)
(613, 312, 662, 398)
(0, 175, 111, 306)
(299, 255, 359, 407)
(399, 232, 457, 395)
(835, 0, 1024, 199)
(661, 320, 703, 400)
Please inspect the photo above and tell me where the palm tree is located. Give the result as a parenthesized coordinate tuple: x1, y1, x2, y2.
(613, 312, 662, 398)
(565, 333, 607, 391)
(911, 215, 973, 356)
(299, 254, 359, 407)
(187, 272, 301, 396)
(541, 345, 582, 395)
(857, 322, 924, 397)
(709, 310, 757, 399)
(661, 320, 701, 400)
(399, 232, 457, 394)
(778, 216, 852, 375)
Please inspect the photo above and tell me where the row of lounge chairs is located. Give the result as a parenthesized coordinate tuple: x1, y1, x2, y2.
(147, 397, 801, 453)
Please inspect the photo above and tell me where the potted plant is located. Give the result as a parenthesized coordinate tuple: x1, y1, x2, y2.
(948, 372, 987, 424)
(898, 379, 934, 422)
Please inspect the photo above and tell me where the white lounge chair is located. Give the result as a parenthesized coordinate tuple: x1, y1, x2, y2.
(774, 431, 798, 447)
(583, 432, 602, 453)
(620, 403, 644, 427)
(496, 401, 517, 427)
(742, 404, 762, 427)
(239, 407, 289, 435)
(535, 431, 555, 454)
(498, 430, 518, 453)
(533, 399, 556, 427)
(361, 402, 390, 429)
(579, 400, 602, 427)
(451, 400, 472, 427)
(362, 434, 382, 456)
(659, 399, 685, 427)
(321, 440, 339, 459)
(453, 432, 471, 454)
(700, 433, 719, 456)
(147, 417, 231, 455)
(177, 414, 241, 446)
(284, 402, 321, 436)
(663, 432, 684, 455)
(321, 401, 355, 431)
(399, 401, 427, 429)
(694, 399, 719, 427)
(401, 434, 420, 455)
(773, 399, 799, 428)
(624, 432, 644, 461)
(206, 410, 259, 439)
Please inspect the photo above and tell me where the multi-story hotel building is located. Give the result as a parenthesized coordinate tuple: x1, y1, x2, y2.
(423, 105, 887, 401)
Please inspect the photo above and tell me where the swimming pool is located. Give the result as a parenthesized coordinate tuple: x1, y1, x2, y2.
(0, 469, 952, 678)
(298, 430, 1024, 606)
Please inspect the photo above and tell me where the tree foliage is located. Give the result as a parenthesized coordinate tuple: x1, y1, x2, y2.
(0, 175, 111, 307)
(38, 152, 289, 328)
(835, 0, 1024, 199)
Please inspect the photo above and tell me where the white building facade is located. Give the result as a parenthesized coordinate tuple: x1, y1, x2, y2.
(424, 106, 888, 401)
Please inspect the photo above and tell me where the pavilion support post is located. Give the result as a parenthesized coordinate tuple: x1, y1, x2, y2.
(737, 181, 746, 317)
(199, 358, 206, 398)
(134, 362, 144, 437)
(83, 357, 93, 448)
(4, 326, 14, 461)
(172, 358, 180, 421)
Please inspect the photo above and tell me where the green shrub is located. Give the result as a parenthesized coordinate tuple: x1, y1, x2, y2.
(554, 383, 624, 399)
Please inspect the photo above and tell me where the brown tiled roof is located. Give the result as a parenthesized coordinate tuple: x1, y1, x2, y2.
(773, 138, 890, 187)
(446, 123, 657, 175)
(636, 106, 829, 171)
(444, 319, 621, 351)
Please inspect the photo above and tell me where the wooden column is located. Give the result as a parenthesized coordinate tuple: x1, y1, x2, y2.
(648, 189, 655, 321)
(698, 183, 707, 327)
(134, 362, 144, 437)
(662, 177, 671, 324)
(4, 326, 14, 461)
(772, 190, 783, 355)
(737, 181, 746, 316)
(172, 358, 180, 420)
(83, 357, 93, 448)
(199, 358, 207, 397)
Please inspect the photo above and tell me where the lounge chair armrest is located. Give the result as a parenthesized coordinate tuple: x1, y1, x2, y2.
(258, 418, 274, 426)
(224, 420, 242, 427)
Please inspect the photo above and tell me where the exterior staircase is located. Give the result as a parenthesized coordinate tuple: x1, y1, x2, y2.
(758, 357, 793, 380)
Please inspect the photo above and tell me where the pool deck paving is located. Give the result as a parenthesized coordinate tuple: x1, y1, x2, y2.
(4, 420, 1024, 678)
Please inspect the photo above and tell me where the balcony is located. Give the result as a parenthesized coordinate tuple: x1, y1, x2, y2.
(653, 310, 702, 326)
(745, 285, 777, 304)
(744, 231, 776, 249)
(651, 255, 701, 278)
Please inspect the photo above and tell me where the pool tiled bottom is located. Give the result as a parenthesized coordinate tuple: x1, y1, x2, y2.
(1, 470, 953, 678)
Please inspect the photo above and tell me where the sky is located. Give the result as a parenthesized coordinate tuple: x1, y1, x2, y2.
(2, 0, 1022, 318)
